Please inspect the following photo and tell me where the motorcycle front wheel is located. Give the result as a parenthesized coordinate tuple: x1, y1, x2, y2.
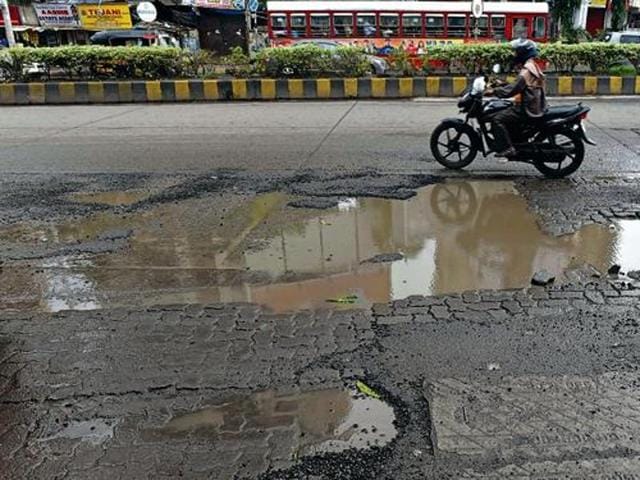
(430, 122, 479, 170)
(533, 129, 584, 178)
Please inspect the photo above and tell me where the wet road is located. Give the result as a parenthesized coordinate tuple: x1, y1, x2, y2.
(3, 99, 640, 479)
(1, 98, 639, 175)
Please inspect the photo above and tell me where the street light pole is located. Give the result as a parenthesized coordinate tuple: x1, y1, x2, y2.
(244, 0, 252, 53)
(0, 0, 16, 47)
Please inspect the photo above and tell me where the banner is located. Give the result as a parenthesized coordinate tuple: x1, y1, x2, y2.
(77, 4, 132, 30)
(35, 5, 80, 28)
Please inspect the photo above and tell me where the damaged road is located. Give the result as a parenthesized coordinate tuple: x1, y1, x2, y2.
(4, 274, 640, 479)
(2, 172, 640, 479)
(3, 100, 640, 479)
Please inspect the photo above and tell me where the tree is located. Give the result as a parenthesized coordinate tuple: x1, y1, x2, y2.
(611, 0, 627, 31)
(548, 0, 583, 41)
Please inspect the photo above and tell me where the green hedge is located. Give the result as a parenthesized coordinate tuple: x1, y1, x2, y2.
(425, 42, 640, 74)
(0, 46, 196, 81)
(254, 45, 371, 78)
(2, 43, 640, 82)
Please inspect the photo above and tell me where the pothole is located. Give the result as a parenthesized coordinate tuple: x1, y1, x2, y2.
(40, 419, 117, 446)
(2, 181, 640, 313)
(141, 386, 397, 456)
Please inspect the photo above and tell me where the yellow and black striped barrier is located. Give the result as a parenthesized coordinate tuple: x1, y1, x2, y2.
(1, 76, 639, 105)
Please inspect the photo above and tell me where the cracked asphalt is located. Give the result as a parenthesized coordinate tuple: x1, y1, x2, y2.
(2, 99, 640, 479)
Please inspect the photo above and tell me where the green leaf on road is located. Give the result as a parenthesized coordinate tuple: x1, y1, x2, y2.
(326, 294, 358, 304)
(356, 380, 381, 399)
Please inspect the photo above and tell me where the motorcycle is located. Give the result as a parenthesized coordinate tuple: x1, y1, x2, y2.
(429, 65, 596, 178)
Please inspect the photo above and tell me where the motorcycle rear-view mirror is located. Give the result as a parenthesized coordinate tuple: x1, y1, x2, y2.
(471, 76, 486, 95)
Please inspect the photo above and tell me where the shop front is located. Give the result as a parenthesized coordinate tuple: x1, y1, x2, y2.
(585, 0, 608, 36)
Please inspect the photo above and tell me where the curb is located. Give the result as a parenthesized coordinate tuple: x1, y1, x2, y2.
(1, 76, 639, 105)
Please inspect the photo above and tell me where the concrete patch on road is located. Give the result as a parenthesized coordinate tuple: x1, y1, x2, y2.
(459, 456, 640, 479)
(426, 373, 640, 466)
(516, 176, 640, 235)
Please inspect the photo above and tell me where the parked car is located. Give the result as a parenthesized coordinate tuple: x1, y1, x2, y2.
(604, 31, 640, 44)
(0, 46, 47, 81)
(290, 40, 388, 75)
(90, 29, 179, 47)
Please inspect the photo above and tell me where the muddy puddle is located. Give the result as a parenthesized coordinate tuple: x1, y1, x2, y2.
(142, 387, 396, 455)
(1, 181, 640, 313)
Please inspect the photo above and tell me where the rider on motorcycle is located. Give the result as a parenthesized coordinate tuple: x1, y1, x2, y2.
(485, 39, 547, 158)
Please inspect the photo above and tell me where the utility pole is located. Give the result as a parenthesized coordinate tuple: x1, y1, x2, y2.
(0, 0, 16, 47)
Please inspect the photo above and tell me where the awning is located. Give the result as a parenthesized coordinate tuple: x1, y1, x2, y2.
(0, 5, 21, 26)
(13, 26, 84, 32)
(12, 26, 45, 32)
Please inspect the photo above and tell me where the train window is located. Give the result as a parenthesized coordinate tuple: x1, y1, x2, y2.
(380, 14, 399, 37)
(426, 15, 445, 37)
(533, 16, 546, 38)
(270, 14, 287, 37)
(472, 15, 489, 37)
(402, 14, 422, 37)
(491, 15, 505, 40)
(333, 14, 353, 37)
(310, 14, 330, 37)
(512, 18, 529, 39)
(290, 14, 307, 38)
(357, 14, 377, 37)
(447, 14, 467, 38)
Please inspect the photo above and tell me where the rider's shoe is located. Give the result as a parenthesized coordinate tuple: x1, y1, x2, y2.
(495, 147, 516, 159)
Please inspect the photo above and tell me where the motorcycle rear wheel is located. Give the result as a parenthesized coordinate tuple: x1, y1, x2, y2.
(430, 122, 479, 170)
(533, 129, 584, 178)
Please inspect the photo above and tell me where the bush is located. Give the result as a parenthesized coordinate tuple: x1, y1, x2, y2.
(609, 63, 637, 76)
(427, 43, 513, 74)
(0, 46, 191, 82)
(1, 42, 640, 82)
(221, 46, 252, 77)
(387, 49, 418, 76)
(255, 45, 370, 78)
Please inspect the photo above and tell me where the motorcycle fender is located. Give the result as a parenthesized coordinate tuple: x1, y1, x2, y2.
(577, 121, 597, 146)
(437, 119, 483, 150)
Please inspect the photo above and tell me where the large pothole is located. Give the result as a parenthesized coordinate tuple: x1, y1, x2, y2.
(1, 180, 639, 313)
(142, 385, 397, 457)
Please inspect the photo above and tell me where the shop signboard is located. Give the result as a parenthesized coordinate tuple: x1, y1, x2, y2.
(589, 0, 607, 9)
(77, 4, 132, 30)
(193, 0, 244, 10)
(136, 2, 157, 22)
(34, 4, 80, 28)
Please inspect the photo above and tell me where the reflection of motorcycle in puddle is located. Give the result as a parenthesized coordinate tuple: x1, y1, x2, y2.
(427, 181, 614, 292)
(430, 182, 478, 224)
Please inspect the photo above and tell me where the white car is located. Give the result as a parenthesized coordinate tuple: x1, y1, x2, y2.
(0, 47, 45, 81)
(604, 31, 640, 44)
(291, 40, 388, 75)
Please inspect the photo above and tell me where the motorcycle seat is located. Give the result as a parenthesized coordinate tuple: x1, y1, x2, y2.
(542, 105, 583, 121)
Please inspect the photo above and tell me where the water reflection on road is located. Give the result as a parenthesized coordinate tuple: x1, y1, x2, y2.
(1, 181, 638, 313)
